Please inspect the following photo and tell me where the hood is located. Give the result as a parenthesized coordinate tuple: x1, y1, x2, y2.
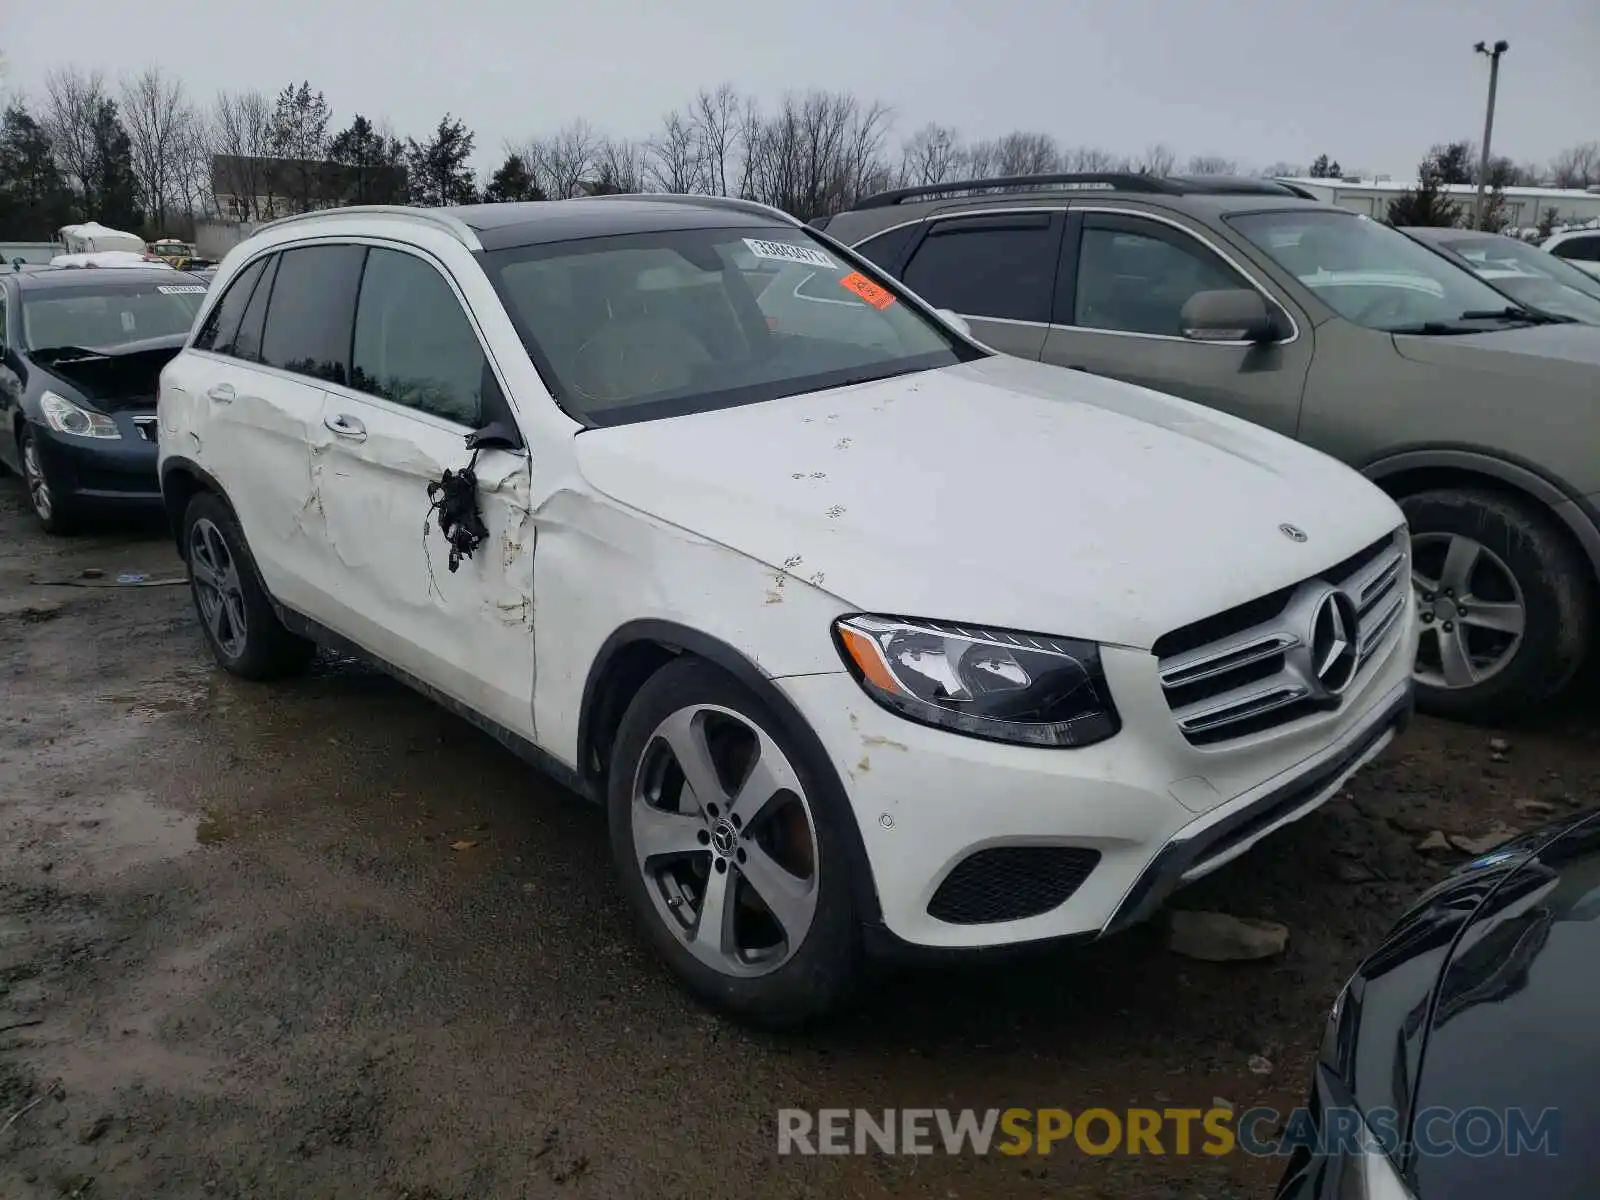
(572, 356, 1403, 649)
(1382, 809, 1600, 1200)
(1393, 321, 1600, 391)
(33, 334, 187, 412)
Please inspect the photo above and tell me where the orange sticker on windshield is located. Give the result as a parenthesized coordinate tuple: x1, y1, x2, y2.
(839, 272, 896, 310)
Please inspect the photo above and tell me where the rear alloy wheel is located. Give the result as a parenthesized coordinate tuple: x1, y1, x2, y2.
(608, 659, 862, 1027)
(182, 492, 315, 680)
(1403, 488, 1592, 723)
(19, 428, 74, 535)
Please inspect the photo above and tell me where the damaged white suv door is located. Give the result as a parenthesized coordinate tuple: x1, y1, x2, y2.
(159, 236, 536, 737)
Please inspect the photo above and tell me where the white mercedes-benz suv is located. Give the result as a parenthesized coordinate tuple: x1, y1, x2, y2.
(157, 196, 1416, 1025)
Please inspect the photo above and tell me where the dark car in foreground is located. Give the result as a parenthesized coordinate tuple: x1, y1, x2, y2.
(0, 265, 207, 532)
(1275, 806, 1600, 1198)
(1404, 226, 1600, 326)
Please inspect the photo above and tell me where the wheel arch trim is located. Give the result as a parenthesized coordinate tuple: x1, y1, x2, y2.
(579, 618, 884, 925)
(1362, 447, 1600, 584)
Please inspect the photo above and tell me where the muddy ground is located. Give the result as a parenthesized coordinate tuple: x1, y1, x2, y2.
(1, 485, 1598, 1200)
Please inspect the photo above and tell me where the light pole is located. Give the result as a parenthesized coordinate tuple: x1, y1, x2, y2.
(1472, 39, 1509, 230)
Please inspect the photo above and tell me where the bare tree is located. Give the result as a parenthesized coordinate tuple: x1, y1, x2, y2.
(962, 139, 1000, 179)
(1061, 146, 1131, 173)
(41, 66, 109, 203)
(519, 120, 600, 199)
(1550, 142, 1599, 189)
(1258, 160, 1306, 179)
(741, 91, 893, 219)
(644, 109, 703, 194)
(207, 89, 273, 219)
(121, 66, 194, 229)
(897, 123, 964, 187)
(594, 137, 645, 194)
(691, 84, 743, 197)
(1134, 143, 1176, 177)
(1185, 154, 1240, 176)
(993, 131, 1058, 176)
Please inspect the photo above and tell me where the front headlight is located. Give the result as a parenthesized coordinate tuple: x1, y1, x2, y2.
(41, 391, 120, 439)
(832, 615, 1120, 747)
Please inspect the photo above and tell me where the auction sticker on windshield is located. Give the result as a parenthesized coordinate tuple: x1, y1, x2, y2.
(157, 285, 207, 295)
(838, 271, 896, 310)
(744, 238, 837, 270)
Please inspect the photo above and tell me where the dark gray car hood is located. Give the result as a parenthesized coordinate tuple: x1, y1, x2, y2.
(1393, 322, 1600, 388)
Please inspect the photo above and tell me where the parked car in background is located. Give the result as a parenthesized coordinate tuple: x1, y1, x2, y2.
(1405, 226, 1600, 325)
(158, 198, 1415, 1024)
(819, 174, 1600, 723)
(0, 265, 208, 532)
(1541, 227, 1600, 280)
(1275, 806, 1600, 1200)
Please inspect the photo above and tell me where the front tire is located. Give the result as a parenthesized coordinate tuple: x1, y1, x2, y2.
(182, 491, 315, 680)
(1403, 487, 1592, 723)
(19, 427, 76, 535)
(607, 658, 863, 1028)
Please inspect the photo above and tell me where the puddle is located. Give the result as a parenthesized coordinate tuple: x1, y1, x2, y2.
(195, 808, 237, 846)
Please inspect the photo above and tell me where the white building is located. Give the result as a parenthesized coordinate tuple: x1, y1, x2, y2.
(1278, 177, 1600, 233)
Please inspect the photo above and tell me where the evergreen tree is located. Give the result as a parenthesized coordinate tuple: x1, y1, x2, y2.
(329, 114, 407, 204)
(405, 115, 478, 207)
(0, 104, 74, 238)
(481, 153, 544, 202)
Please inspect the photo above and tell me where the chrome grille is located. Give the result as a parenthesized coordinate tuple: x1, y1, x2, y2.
(1155, 528, 1409, 746)
(132, 416, 159, 443)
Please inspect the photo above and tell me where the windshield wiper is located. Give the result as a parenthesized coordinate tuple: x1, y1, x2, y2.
(1457, 306, 1571, 325)
(30, 345, 109, 363)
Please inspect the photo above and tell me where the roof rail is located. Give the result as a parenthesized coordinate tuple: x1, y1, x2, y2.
(576, 192, 803, 227)
(854, 173, 1182, 209)
(253, 205, 482, 250)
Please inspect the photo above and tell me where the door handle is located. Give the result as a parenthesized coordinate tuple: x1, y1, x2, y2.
(206, 383, 235, 403)
(324, 412, 367, 440)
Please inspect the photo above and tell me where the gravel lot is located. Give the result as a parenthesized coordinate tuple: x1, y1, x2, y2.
(2, 484, 1598, 1200)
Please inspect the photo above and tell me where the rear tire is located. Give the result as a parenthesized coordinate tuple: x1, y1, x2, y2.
(607, 657, 864, 1028)
(1402, 487, 1592, 724)
(182, 491, 315, 680)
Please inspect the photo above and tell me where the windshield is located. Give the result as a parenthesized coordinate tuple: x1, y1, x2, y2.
(481, 224, 975, 426)
(1227, 210, 1530, 333)
(1426, 234, 1600, 323)
(23, 282, 205, 351)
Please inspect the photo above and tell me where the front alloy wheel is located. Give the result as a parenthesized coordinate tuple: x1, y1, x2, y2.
(607, 659, 862, 1026)
(632, 703, 820, 977)
(19, 429, 72, 534)
(1402, 488, 1592, 724)
(1411, 531, 1526, 691)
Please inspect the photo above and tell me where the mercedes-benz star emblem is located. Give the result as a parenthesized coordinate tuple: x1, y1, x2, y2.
(710, 819, 738, 857)
(1309, 590, 1360, 695)
(1279, 523, 1308, 543)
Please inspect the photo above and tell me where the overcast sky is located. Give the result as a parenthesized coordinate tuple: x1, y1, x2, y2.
(6, 0, 1596, 178)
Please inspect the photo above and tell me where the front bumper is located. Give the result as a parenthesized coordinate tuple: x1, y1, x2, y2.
(775, 612, 1416, 954)
(30, 413, 162, 507)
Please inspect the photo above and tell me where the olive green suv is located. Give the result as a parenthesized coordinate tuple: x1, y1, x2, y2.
(816, 173, 1600, 723)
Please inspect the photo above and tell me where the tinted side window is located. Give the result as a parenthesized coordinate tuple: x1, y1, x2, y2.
(1553, 236, 1600, 263)
(259, 244, 365, 384)
(1074, 220, 1248, 337)
(192, 256, 266, 353)
(231, 253, 278, 363)
(853, 224, 920, 275)
(901, 215, 1057, 322)
(350, 248, 485, 425)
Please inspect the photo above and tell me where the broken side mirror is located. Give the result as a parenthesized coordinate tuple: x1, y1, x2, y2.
(465, 419, 522, 453)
